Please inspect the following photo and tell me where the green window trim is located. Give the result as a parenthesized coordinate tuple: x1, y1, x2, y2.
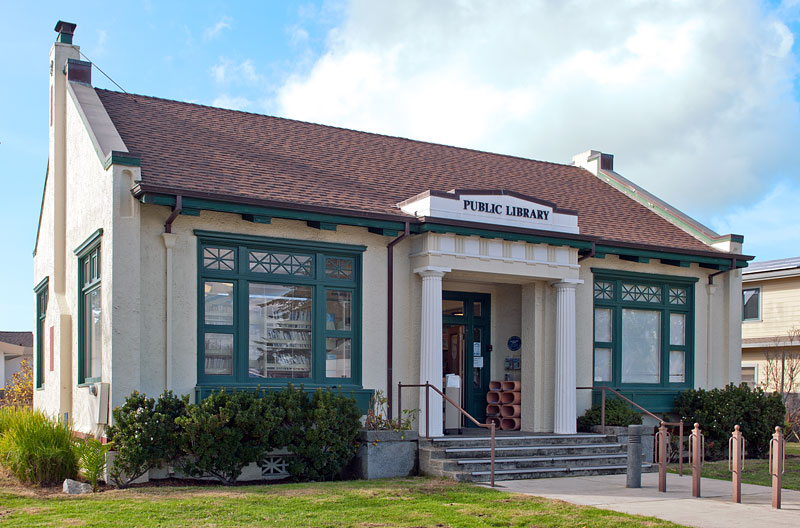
(591, 268, 695, 412)
(197, 231, 364, 388)
(34, 277, 49, 389)
(77, 234, 103, 385)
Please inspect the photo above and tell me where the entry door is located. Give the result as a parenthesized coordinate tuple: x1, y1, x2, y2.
(442, 291, 491, 426)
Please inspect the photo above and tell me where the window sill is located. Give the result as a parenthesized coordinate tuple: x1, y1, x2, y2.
(78, 377, 101, 387)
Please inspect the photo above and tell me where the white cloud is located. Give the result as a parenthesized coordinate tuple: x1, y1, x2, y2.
(210, 58, 261, 84)
(709, 181, 800, 260)
(204, 16, 232, 40)
(212, 94, 252, 111)
(276, 0, 800, 219)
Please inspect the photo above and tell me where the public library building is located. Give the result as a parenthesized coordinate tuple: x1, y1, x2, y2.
(34, 22, 749, 438)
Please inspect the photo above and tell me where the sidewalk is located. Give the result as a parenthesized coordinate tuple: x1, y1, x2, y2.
(492, 472, 800, 528)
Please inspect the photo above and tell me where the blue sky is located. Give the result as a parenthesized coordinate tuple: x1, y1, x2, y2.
(1, 1, 799, 331)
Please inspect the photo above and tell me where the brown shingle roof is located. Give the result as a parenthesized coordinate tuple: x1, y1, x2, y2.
(0, 332, 33, 348)
(96, 89, 722, 254)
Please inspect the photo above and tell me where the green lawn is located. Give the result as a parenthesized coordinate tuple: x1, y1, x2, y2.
(0, 476, 686, 527)
(668, 442, 800, 490)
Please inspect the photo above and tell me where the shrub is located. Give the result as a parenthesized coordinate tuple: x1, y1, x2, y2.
(77, 438, 112, 492)
(177, 389, 283, 485)
(282, 387, 361, 481)
(106, 390, 188, 488)
(576, 397, 642, 431)
(674, 383, 785, 460)
(0, 359, 33, 409)
(0, 408, 78, 486)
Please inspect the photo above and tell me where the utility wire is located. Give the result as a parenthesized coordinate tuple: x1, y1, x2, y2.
(79, 51, 128, 94)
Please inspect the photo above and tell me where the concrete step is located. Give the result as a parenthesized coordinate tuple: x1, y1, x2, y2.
(437, 443, 627, 459)
(465, 463, 656, 482)
(443, 454, 628, 473)
(426, 433, 611, 448)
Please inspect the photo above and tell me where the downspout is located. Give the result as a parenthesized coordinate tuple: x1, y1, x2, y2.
(387, 221, 411, 419)
(162, 196, 182, 391)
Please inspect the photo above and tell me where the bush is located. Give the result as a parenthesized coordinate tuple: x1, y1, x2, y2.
(280, 386, 361, 481)
(106, 390, 188, 488)
(77, 438, 112, 492)
(0, 408, 78, 486)
(577, 397, 642, 431)
(176, 389, 283, 485)
(675, 383, 785, 460)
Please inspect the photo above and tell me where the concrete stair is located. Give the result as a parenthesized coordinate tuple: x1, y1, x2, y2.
(419, 432, 654, 482)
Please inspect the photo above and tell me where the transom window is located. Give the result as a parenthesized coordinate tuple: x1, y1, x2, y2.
(197, 231, 363, 388)
(592, 270, 696, 405)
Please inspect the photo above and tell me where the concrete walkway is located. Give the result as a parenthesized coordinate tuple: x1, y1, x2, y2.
(492, 472, 800, 527)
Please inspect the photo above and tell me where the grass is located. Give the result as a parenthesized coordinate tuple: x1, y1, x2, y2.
(0, 475, 686, 527)
(668, 442, 800, 490)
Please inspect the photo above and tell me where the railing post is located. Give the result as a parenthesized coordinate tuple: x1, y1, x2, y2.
(678, 421, 684, 477)
(656, 421, 668, 492)
(729, 425, 745, 503)
(770, 426, 785, 509)
(397, 382, 402, 423)
(425, 382, 430, 440)
(600, 387, 606, 435)
(490, 423, 496, 488)
(689, 423, 703, 498)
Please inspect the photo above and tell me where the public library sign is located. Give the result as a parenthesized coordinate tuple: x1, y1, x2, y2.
(398, 189, 579, 234)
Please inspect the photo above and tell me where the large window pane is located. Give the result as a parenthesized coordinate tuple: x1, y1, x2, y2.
(594, 347, 612, 382)
(621, 309, 661, 384)
(204, 282, 234, 325)
(594, 308, 612, 342)
(325, 338, 351, 378)
(669, 313, 685, 346)
(204, 333, 233, 375)
(326, 290, 352, 331)
(248, 284, 312, 379)
(85, 287, 102, 379)
(442, 300, 464, 316)
(742, 288, 759, 320)
(669, 350, 685, 383)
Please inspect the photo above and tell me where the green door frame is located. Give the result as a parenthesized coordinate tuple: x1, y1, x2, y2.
(442, 291, 491, 426)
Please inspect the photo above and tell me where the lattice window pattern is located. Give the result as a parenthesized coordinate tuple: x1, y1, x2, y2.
(203, 247, 235, 271)
(668, 287, 687, 306)
(593, 280, 614, 300)
(249, 251, 313, 276)
(621, 282, 662, 303)
(325, 257, 354, 280)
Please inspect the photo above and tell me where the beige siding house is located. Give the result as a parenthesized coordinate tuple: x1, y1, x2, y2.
(34, 22, 750, 441)
(741, 257, 800, 393)
(0, 332, 33, 388)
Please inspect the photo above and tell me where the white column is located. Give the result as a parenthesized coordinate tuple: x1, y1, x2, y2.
(415, 266, 449, 437)
(162, 233, 178, 392)
(553, 281, 578, 434)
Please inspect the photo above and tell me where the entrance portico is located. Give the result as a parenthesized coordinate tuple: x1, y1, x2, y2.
(411, 229, 582, 436)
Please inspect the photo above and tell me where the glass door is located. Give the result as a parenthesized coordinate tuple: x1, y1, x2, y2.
(442, 291, 490, 426)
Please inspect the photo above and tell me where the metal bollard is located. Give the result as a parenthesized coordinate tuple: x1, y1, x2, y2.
(728, 425, 745, 503)
(689, 423, 704, 498)
(655, 422, 669, 492)
(627, 424, 643, 488)
(770, 426, 785, 509)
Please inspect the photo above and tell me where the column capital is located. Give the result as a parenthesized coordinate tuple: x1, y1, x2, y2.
(414, 265, 450, 278)
(551, 279, 582, 290)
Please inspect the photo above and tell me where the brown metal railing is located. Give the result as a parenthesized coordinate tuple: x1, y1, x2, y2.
(398, 381, 496, 487)
(577, 385, 685, 476)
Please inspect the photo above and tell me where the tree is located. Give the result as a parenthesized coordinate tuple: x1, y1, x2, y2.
(0, 359, 33, 408)
(761, 326, 800, 398)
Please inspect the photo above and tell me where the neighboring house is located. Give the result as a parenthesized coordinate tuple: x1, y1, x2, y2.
(0, 331, 33, 388)
(741, 257, 800, 393)
(34, 21, 750, 439)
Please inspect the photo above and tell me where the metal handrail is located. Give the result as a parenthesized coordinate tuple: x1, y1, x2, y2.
(398, 381, 496, 487)
(577, 385, 685, 476)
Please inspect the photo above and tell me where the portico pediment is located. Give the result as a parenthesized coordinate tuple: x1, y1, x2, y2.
(398, 189, 579, 234)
